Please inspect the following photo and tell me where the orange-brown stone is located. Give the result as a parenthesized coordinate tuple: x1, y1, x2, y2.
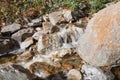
(77, 2, 120, 66)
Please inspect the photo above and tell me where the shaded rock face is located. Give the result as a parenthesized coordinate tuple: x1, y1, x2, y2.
(77, 2, 120, 66)
(0, 39, 20, 56)
(111, 66, 120, 80)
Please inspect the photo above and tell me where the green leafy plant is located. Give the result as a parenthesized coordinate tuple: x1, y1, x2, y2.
(64, 0, 78, 10)
(88, 0, 119, 13)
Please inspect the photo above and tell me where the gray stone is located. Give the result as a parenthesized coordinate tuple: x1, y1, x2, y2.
(67, 69, 82, 80)
(81, 64, 114, 80)
(9, 49, 24, 55)
(28, 18, 42, 27)
(63, 9, 72, 22)
(1, 23, 21, 33)
(76, 2, 120, 66)
(32, 31, 43, 40)
(11, 28, 34, 43)
(0, 65, 31, 80)
(48, 9, 72, 25)
(20, 37, 33, 50)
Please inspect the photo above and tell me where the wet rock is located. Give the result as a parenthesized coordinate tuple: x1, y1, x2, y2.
(8, 49, 24, 55)
(20, 37, 33, 50)
(28, 62, 67, 80)
(11, 28, 34, 43)
(20, 51, 32, 59)
(48, 9, 72, 25)
(0, 65, 31, 80)
(67, 69, 82, 80)
(32, 32, 42, 40)
(12, 64, 34, 79)
(43, 14, 49, 22)
(37, 33, 65, 53)
(81, 64, 114, 80)
(50, 48, 76, 63)
(1, 23, 21, 33)
(0, 39, 20, 56)
(51, 48, 74, 58)
(111, 66, 120, 80)
(42, 22, 52, 31)
(35, 27, 42, 31)
(51, 26, 60, 33)
(61, 63, 73, 71)
(29, 62, 53, 78)
(105, 71, 115, 80)
(0, 54, 17, 64)
(28, 18, 42, 27)
(37, 24, 84, 53)
(77, 2, 120, 66)
(75, 17, 89, 28)
(37, 34, 50, 52)
(48, 72, 66, 80)
(61, 53, 82, 70)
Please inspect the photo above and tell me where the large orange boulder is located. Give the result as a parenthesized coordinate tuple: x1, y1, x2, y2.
(77, 2, 120, 66)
